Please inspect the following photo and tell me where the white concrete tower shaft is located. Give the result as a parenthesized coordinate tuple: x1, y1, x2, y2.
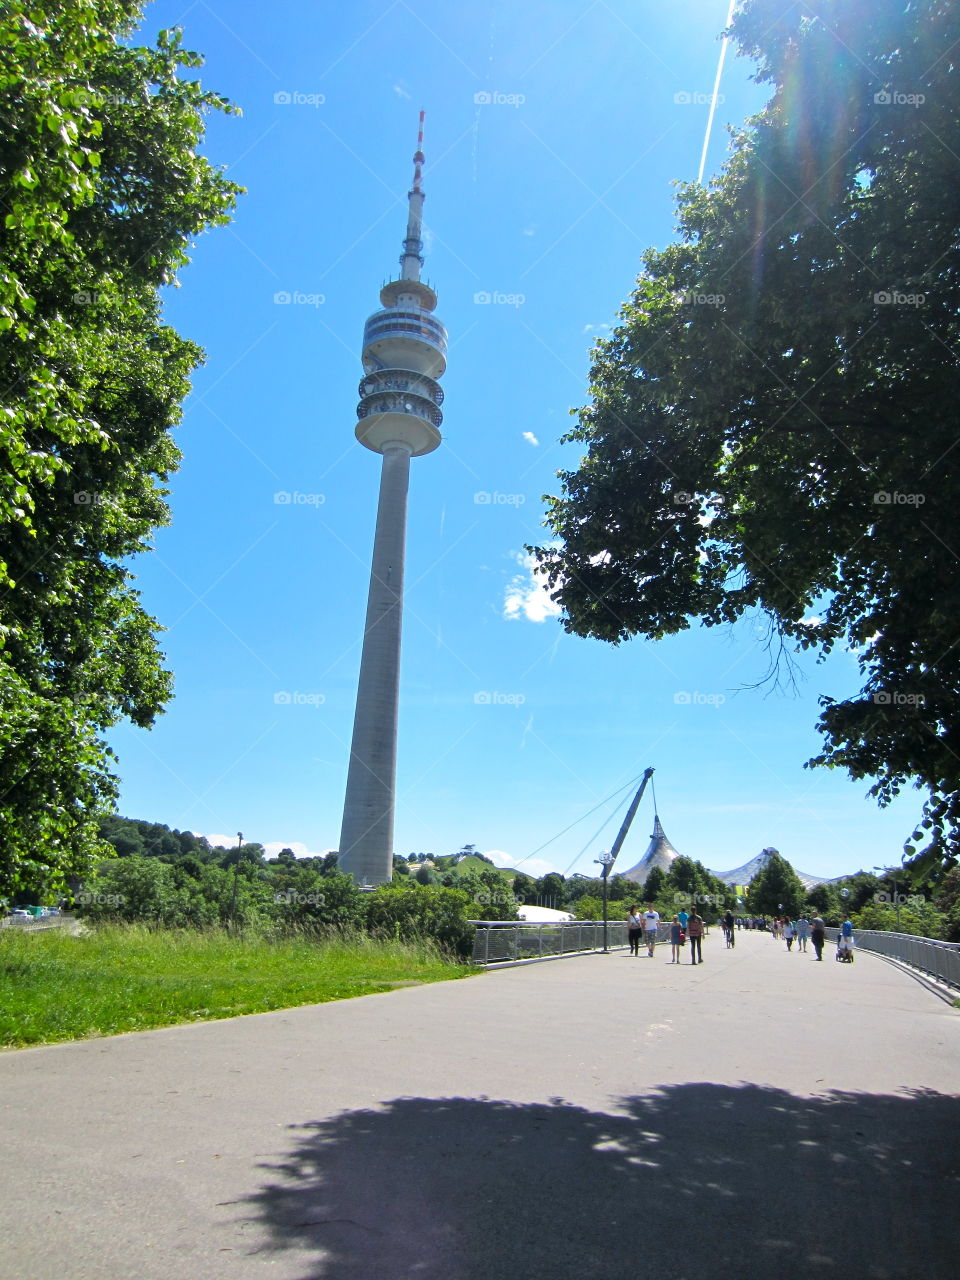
(338, 113, 447, 886)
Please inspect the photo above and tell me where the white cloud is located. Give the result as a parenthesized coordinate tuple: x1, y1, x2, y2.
(263, 840, 331, 860)
(582, 322, 612, 334)
(202, 832, 242, 850)
(485, 849, 557, 878)
(522, 431, 539, 446)
(503, 551, 562, 624)
(522, 225, 537, 236)
(392, 84, 411, 99)
(198, 834, 329, 859)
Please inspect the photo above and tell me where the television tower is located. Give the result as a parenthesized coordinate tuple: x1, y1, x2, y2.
(337, 112, 447, 886)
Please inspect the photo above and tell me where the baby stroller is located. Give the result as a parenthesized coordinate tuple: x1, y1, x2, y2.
(835, 935, 855, 963)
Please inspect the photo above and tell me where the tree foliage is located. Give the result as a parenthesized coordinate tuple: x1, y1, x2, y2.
(747, 852, 806, 919)
(531, 0, 960, 875)
(0, 2, 240, 895)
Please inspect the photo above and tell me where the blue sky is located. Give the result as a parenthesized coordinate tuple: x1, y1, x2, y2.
(111, 0, 919, 881)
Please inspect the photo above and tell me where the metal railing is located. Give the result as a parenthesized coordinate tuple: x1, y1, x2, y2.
(0, 913, 73, 932)
(824, 926, 960, 990)
(470, 920, 681, 965)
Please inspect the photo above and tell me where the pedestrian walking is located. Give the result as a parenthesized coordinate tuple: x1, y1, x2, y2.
(838, 917, 855, 962)
(723, 908, 735, 947)
(810, 913, 826, 961)
(784, 919, 795, 951)
(796, 917, 810, 952)
(669, 915, 684, 963)
(688, 909, 704, 964)
(627, 905, 643, 956)
(643, 904, 660, 957)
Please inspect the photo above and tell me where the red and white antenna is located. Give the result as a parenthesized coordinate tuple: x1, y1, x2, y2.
(412, 108, 425, 193)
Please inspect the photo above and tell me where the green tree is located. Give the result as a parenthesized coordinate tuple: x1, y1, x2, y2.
(363, 883, 476, 959)
(748, 852, 806, 919)
(535, 872, 565, 906)
(531, 0, 960, 876)
(853, 898, 945, 939)
(0, 2, 240, 897)
(642, 867, 666, 902)
(511, 872, 536, 903)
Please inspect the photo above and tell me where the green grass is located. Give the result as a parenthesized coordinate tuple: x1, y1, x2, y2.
(0, 924, 476, 1048)
(449, 855, 516, 882)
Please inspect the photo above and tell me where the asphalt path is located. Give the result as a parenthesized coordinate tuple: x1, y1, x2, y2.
(1, 931, 958, 1280)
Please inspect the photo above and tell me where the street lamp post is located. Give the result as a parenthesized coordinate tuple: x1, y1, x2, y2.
(595, 853, 615, 953)
(230, 831, 243, 923)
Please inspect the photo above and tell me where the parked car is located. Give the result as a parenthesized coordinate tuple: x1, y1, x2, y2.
(7, 909, 31, 920)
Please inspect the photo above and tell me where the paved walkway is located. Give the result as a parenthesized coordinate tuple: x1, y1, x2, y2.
(1, 932, 958, 1279)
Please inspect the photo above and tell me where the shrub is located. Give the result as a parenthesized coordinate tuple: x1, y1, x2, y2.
(363, 883, 476, 959)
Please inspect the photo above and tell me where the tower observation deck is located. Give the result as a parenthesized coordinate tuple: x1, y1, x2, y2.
(338, 112, 447, 887)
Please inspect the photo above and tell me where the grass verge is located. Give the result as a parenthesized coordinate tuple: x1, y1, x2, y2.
(0, 924, 475, 1047)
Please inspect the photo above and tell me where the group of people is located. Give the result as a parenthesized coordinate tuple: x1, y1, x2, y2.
(626, 904, 705, 964)
(772, 913, 854, 961)
(626, 904, 855, 965)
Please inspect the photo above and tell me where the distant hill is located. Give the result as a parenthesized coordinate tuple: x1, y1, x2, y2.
(448, 855, 516, 883)
(713, 847, 823, 891)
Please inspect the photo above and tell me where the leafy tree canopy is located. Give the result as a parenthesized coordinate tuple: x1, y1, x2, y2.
(531, 0, 960, 877)
(748, 852, 806, 918)
(0, 1, 240, 896)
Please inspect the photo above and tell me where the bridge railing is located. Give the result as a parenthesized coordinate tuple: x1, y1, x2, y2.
(824, 926, 960, 990)
(470, 920, 679, 964)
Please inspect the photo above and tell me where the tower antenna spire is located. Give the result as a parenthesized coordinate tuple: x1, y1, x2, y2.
(401, 109, 426, 281)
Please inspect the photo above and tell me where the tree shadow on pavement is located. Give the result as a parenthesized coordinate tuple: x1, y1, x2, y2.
(239, 1084, 960, 1280)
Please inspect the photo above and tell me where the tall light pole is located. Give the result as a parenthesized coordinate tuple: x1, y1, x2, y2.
(595, 852, 615, 953)
(338, 112, 447, 888)
(230, 832, 243, 923)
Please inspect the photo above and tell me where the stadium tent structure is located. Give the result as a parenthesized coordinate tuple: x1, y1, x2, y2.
(621, 816, 681, 887)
